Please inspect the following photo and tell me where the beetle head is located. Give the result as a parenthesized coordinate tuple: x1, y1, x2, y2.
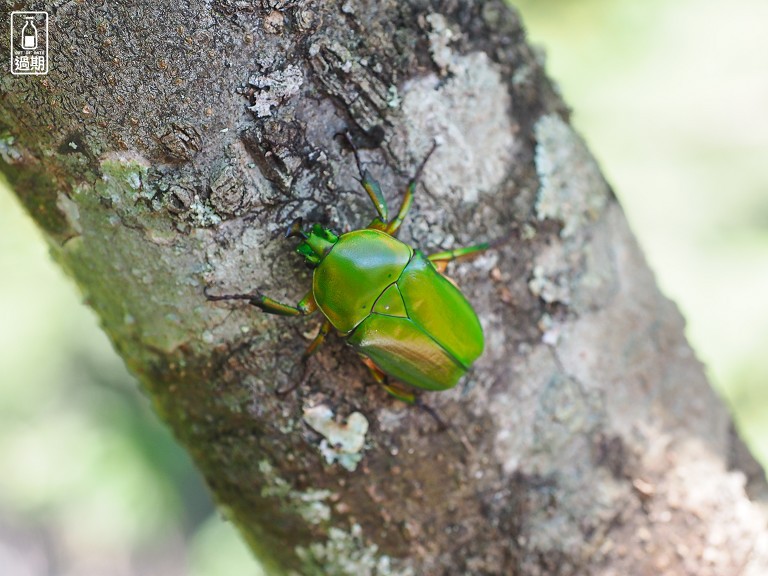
(286, 218, 338, 266)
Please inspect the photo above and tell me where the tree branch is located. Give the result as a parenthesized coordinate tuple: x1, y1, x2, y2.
(1, 1, 766, 574)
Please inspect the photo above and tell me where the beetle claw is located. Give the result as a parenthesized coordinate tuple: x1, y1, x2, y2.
(414, 396, 449, 432)
(276, 357, 314, 396)
(410, 140, 439, 185)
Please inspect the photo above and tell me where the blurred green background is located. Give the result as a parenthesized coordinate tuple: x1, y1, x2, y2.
(1, 0, 767, 573)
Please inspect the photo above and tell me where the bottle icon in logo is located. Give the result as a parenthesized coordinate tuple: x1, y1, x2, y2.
(21, 16, 38, 50)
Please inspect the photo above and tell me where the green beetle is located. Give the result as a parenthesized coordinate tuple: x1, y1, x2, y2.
(208, 144, 489, 403)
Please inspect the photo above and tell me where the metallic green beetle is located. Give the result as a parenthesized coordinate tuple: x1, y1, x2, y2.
(208, 146, 489, 403)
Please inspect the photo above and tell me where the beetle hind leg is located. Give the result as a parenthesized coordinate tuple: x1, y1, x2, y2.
(359, 356, 448, 430)
(359, 357, 416, 404)
(413, 396, 449, 432)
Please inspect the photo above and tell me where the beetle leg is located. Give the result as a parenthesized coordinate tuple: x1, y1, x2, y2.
(366, 217, 389, 231)
(360, 170, 389, 222)
(359, 356, 387, 384)
(428, 242, 490, 266)
(206, 288, 317, 317)
(343, 130, 390, 222)
(360, 356, 419, 404)
(359, 356, 415, 403)
(275, 320, 332, 397)
(384, 181, 413, 236)
(295, 291, 318, 314)
(372, 374, 449, 430)
(276, 361, 315, 397)
(428, 243, 491, 276)
(380, 382, 418, 404)
(386, 141, 438, 237)
(431, 260, 449, 274)
(301, 319, 332, 360)
(413, 397, 449, 432)
(359, 357, 447, 430)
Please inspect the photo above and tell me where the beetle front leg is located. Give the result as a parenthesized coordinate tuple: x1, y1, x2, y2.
(343, 130, 391, 222)
(383, 181, 413, 236)
(206, 288, 317, 317)
(386, 142, 438, 237)
(360, 170, 389, 223)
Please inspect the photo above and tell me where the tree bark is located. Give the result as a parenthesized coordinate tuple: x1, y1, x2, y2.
(2, 1, 766, 574)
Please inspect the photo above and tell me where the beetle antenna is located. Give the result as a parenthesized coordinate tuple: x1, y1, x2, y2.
(285, 217, 308, 239)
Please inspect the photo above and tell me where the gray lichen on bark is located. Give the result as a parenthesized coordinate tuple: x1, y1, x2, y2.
(1, 1, 767, 575)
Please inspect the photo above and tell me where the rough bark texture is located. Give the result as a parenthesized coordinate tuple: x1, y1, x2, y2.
(2, 1, 767, 575)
